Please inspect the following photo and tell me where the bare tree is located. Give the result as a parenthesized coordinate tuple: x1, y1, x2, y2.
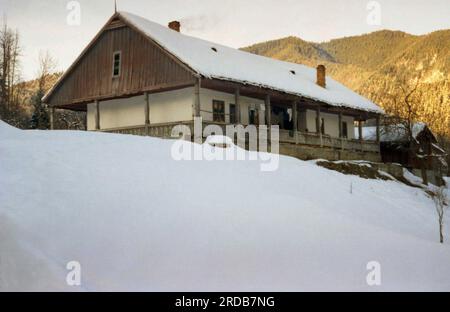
(384, 76, 432, 184)
(30, 51, 57, 129)
(433, 186, 448, 243)
(36, 50, 57, 91)
(385, 77, 423, 141)
(0, 19, 22, 121)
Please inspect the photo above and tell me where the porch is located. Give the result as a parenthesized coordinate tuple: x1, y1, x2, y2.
(50, 77, 382, 160)
(97, 120, 380, 154)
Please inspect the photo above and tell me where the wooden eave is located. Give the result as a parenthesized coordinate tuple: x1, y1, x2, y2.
(52, 81, 196, 111)
(201, 77, 380, 119)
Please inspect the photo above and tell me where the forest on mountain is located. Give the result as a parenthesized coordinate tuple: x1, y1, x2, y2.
(242, 30, 450, 141)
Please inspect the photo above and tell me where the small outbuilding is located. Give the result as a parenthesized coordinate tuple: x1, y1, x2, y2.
(357, 123, 448, 185)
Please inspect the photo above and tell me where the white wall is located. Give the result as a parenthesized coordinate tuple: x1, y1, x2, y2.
(305, 109, 355, 139)
(87, 103, 96, 130)
(199, 88, 265, 125)
(86, 86, 355, 139)
(149, 87, 193, 124)
(87, 87, 193, 130)
(199, 88, 353, 138)
(343, 116, 355, 139)
(87, 95, 145, 130)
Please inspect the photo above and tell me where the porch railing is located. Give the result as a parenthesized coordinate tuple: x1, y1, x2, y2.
(278, 129, 379, 153)
(99, 122, 379, 153)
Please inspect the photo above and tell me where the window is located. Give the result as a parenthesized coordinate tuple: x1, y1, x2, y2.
(342, 121, 348, 138)
(212, 100, 225, 122)
(249, 108, 256, 125)
(229, 104, 236, 124)
(112, 51, 121, 77)
(321, 118, 325, 134)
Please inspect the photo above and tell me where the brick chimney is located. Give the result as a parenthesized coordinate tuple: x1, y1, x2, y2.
(168, 21, 180, 32)
(316, 64, 326, 88)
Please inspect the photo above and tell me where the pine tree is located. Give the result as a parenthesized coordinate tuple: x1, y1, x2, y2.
(30, 88, 49, 129)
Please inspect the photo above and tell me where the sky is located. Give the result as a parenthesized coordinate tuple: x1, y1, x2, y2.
(1, 0, 449, 80)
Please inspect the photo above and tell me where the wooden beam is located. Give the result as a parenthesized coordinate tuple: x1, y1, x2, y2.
(358, 120, 363, 142)
(193, 78, 201, 118)
(315, 106, 320, 133)
(265, 94, 271, 147)
(235, 87, 241, 124)
(95, 100, 100, 130)
(292, 100, 298, 143)
(338, 112, 344, 150)
(376, 115, 381, 143)
(49, 106, 55, 130)
(325, 106, 371, 118)
(144, 92, 150, 125)
(292, 101, 298, 131)
(265, 94, 271, 126)
(316, 105, 323, 146)
(144, 92, 150, 135)
(202, 78, 298, 102)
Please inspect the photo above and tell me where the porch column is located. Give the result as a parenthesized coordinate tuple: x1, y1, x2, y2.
(292, 100, 298, 144)
(193, 78, 202, 143)
(316, 105, 323, 146)
(265, 94, 271, 147)
(193, 78, 201, 118)
(144, 92, 150, 135)
(358, 119, 364, 152)
(265, 95, 271, 126)
(338, 112, 343, 150)
(376, 115, 381, 143)
(358, 119, 363, 142)
(145, 92, 150, 124)
(95, 100, 100, 130)
(49, 106, 55, 130)
(235, 87, 241, 124)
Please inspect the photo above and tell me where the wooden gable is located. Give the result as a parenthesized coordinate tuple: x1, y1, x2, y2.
(44, 15, 196, 110)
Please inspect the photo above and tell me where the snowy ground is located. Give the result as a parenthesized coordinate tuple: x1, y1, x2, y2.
(0, 120, 449, 291)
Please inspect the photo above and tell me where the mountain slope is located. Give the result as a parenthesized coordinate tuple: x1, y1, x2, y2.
(0, 121, 449, 291)
(242, 30, 450, 138)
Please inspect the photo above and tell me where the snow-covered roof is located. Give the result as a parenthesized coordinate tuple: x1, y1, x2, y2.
(355, 123, 428, 142)
(118, 12, 383, 114)
(432, 143, 446, 154)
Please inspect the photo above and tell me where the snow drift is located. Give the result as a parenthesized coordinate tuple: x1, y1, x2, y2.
(0, 120, 449, 291)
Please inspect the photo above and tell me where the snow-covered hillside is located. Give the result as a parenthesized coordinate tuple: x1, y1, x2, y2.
(0, 120, 449, 291)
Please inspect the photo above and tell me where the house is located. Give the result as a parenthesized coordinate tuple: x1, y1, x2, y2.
(43, 11, 384, 162)
(357, 122, 448, 185)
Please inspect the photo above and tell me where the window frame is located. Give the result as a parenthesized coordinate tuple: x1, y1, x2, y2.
(212, 100, 225, 123)
(342, 121, 348, 138)
(229, 103, 236, 124)
(112, 51, 122, 78)
(249, 108, 256, 125)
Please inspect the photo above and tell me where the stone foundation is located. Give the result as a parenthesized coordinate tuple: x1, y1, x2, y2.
(279, 143, 381, 162)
